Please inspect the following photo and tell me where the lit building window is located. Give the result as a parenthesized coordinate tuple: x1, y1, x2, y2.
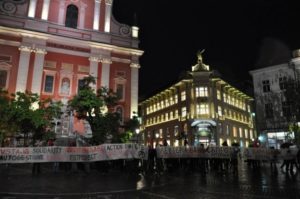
(170, 96, 174, 105)
(217, 89, 221, 100)
(174, 95, 178, 103)
(161, 101, 164, 109)
(170, 111, 173, 119)
(165, 99, 169, 107)
(198, 103, 209, 114)
(218, 106, 222, 116)
(175, 110, 178, 118)
(159, 129, 163, 138)
(181, 107, 187, 117)
(174, 125, 179, 137)
(233, 126, 237, 137)
(239, 127, 243, 138)
(247, 105, 251, 113)
(250, 129, 253, 139)
(223, 93, 227, 103)
(181, 91, 186, 101)
(195, 86, 208, 97)
(245, 129, 248, 138)
(65, 4, 78, 28)
(165, 113, 169, 121)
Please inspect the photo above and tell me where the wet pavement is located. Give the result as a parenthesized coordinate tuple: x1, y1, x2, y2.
(0, 161, 299, 199)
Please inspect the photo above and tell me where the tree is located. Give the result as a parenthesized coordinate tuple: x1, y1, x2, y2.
(0, 90, 62, 146)
(68, 76, 121, 144)
(121, 113, 140, 143)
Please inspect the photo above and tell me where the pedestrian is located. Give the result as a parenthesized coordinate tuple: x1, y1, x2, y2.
(32, 140, 43, 175)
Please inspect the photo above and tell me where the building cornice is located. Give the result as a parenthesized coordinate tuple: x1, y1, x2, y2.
(0, 26, 144, 56)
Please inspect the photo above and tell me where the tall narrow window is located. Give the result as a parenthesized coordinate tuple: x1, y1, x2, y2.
(279, 76, 287, 90)
(44, 75, 54, 93)
(116, 84, 124, 101)
(0, 70, 8, 89)
(65, 5, 78, 28)
(262, 80, 270, 92)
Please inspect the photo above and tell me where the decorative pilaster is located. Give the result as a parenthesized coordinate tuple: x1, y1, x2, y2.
(78, 3, 87, 29)
(41, 0, 50, 20)
(104, 0, 113, 33)
(31, 48, 47, 94)
(16, 46, 32, 93)
(130, 60, 140, 118)
(28, 0, 37, 18)
(89, 56, 100, 92)
(58, 0, 65, 25)
(93, 0, 101, 30)
(100, 57, 112, 88)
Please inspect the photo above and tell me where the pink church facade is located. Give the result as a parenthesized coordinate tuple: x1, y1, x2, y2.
(0, 0, 143, 125)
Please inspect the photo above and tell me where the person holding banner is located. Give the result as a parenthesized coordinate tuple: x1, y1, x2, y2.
(32, 140, 43, 175)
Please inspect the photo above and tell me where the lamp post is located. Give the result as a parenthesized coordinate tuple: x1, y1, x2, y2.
(155, 132, 159, 148)
(135, 128, 140, 144)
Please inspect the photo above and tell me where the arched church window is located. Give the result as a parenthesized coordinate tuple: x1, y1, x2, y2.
(65, 4, 78, 28)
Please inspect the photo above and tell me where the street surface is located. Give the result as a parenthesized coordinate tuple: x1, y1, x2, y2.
(0, 161, 299, 199)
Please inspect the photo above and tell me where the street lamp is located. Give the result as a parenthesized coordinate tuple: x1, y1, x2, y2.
(155, 132, 159, 147)
(135, 129, 140, 144)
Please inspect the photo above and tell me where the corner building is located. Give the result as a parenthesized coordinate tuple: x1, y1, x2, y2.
(0, 0, 143, 127)
(140, 54, 256, 147)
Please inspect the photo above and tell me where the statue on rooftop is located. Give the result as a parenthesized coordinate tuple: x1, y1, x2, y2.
(192, 49, 210, 71)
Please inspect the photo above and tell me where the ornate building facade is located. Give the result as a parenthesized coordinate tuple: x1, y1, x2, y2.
(0, 0, 143, 137)
(249, 50, 300, 148)
(140, 53, 256, 147)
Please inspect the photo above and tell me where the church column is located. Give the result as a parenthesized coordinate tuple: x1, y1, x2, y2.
(104, 0, 113, 33)
(101, 58, 112, 88)
(93, 0, 101, 30)
(58, 0, 65, 25)
(130, 58, 140, 118)
(28, 0, 37, 18)
(89, 56, 100, 92)
(41, 0, 50, 20)
(16, 46, 32, 93)
(31, 48, 47, 94)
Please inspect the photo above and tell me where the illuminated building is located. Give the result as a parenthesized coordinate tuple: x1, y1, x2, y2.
(140, 52, 256, 147)
(249, 49, 300, 148)
(0, 0, 143, 137)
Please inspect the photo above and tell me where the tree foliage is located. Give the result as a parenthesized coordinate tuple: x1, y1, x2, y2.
(68, 76, 121, 144)
(0, 89, 62, 146)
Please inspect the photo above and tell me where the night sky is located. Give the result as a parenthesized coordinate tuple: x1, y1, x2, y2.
(112, 0, 300, 100)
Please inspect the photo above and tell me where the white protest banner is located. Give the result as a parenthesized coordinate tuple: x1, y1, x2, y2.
(156, 146, 235, 159)
(0, 143, 148, 164)
(156, 146, 208, 158)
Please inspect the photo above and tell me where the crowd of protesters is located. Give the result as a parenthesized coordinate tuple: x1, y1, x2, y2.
(2, 138, 300, 176)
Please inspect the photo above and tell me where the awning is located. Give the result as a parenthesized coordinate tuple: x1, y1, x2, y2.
(191, 119, 216, 127)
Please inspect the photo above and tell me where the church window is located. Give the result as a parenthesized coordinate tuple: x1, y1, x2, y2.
(65, 5, 78, 28)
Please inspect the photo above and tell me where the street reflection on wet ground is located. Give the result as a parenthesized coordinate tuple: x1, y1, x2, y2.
(0, 162, 299, 199)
